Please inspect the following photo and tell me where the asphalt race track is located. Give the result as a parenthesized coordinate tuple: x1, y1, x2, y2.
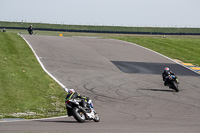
(1, 35, 200, 133)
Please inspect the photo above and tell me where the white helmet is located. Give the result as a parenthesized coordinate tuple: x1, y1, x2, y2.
(164, 67, 171, 75)
(164, 67, 170, 71)
(68, 89, 75, 93)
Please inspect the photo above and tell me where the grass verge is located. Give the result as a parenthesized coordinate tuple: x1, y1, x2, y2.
(0, 32, 66, 119)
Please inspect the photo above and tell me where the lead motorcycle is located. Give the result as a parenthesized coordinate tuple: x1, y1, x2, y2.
(66, 98, 100, 123)
(165, 75, 179, 92)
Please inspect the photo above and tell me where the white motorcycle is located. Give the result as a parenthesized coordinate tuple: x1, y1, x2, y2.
(66, 99, 100, 123)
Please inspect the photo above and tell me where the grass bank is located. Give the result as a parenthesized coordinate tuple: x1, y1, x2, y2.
(0, 32, 66, 119)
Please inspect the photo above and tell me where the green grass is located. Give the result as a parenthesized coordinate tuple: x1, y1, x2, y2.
(0, 32, 66, 119)
(1, 21, 200, 33)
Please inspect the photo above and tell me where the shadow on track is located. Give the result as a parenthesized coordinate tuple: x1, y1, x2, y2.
(37, 120, 79, 123)
(37, 120, 94, 124)
(140, 88, 174, 92)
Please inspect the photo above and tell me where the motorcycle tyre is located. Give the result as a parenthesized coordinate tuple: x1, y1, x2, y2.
(93, 113, 100, 122)
(72, 107, 86, 123)
(29, 30, 33, 35)
(172, 81, 179, 92)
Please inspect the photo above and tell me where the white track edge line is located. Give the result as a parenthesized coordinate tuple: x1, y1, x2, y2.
(20, 35, 69, 92)
(0, 116, 68, 123)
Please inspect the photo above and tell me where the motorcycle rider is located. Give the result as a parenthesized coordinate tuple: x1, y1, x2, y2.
(28, 25, 33, 35)
(65, 89, 91, 112)
(162, 67, 178, 86)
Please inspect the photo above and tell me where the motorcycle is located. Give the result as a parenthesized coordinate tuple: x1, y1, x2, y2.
(28, 30, 33, 35)
(165, 75, 179, 92)
(65, 98, 100, 123)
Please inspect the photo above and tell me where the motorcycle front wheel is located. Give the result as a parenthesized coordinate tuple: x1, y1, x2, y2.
(172, 81, 179, 92)
(93, 113, 100, 122)
(72, 107, 86, 123)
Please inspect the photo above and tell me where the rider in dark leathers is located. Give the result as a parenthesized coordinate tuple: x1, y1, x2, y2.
(162, 67, 178, 86)
(28, 25, 33, 35)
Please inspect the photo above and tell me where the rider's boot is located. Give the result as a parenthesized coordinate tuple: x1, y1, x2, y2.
(164, 81, 167, 86)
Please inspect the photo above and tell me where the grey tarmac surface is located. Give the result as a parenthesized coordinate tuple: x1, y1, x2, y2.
(1, 35, 200, 133)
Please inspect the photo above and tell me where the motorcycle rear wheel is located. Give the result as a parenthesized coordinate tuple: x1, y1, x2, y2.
(72, 107, 86, 123)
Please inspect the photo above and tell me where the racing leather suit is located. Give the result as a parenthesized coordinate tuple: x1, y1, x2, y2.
(65, 91, 89, 109)
(162, 70, 177, 85)
(28, 26, 33, 35)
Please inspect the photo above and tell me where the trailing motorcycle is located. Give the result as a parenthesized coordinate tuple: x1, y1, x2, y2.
(66, 99, 100, 123)
(165, 75, 179, 92)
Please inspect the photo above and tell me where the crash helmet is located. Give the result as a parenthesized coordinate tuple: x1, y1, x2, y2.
(164, 67, 170, 71)
(164, 67, 171, 74)
(68, 89, 75, 93)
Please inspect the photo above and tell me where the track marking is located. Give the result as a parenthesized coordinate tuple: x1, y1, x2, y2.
(0, 116, 68, 123)
(190, 67, 200, 70)
(182, 63, 194, 66)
